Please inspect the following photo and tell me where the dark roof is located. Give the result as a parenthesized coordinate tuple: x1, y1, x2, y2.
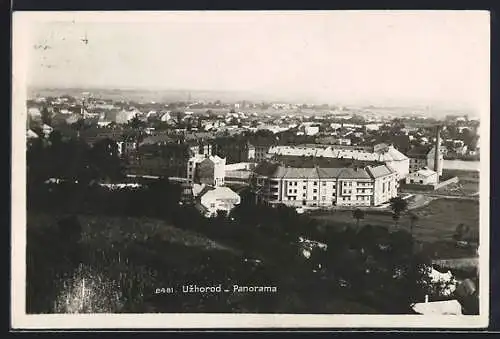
(337, 168, 372, 180)
(407, 145, 433, 158)
(140, 134, 175, 146)
(253, 161, 281, 177)
(254, 161, 393, 180)
(249, 136, 276, 147)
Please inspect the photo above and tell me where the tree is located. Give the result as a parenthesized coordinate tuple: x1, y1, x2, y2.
(128, 115, 145, 130)
(389, 197, 408, 228)
(71, 118, 87, 139)
(41, 106, 52, 126)
(88, 138, 124, 182)
(453, 223, 471, 242)
(352, 208, 365, 231)
(409, 213, 419, 236)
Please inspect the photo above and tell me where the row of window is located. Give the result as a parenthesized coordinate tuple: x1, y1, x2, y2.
(287, 181, 375, 187)
(285, 195, 371, 202)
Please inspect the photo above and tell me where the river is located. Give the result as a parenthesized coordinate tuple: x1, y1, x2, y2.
(443, 160, 480, 171)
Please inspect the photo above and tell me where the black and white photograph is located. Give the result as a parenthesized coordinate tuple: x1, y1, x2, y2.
(11, 10, 489, 329)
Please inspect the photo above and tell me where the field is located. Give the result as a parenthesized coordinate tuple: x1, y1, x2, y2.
(437, 169, 480, 196)
(26, 212, 382, 314)
(310, 198, 480, 258)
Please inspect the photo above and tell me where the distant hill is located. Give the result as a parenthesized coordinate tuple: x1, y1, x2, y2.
(27, 86, 479, 119)
(27, 86, 305, 105)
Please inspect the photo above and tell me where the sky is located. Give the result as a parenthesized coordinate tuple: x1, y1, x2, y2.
(16, 11, 490, 108)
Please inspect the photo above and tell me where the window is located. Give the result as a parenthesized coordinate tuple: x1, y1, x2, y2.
(322, 182, 326, 186)
(322, 196, 326, 201)
(210, 203, 215, 208)
(303, 193, 306, 198)
(420, 180, 424, 184)
(314, 182, 318, 186)
(294, 189, 297, 193)
(303, 186, 307, 190)
(313, 189, 317, 193)
(313, 196, 317, 200)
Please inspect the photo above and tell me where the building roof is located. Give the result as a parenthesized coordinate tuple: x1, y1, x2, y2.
(26, 129, 39, 139)
(253, 161, 281, 177)
(337, 167, 372, 180)
(282, 167, 319, 179)
(411, 167, 437, 177)
(269, 144, 408, 163)
(273, 155, 383, 169)
(366, 165, 395, 178)
(201, 186, 240, 201)
(254, 161, 393, 181)
(140, 134, 175, 146)
(375, 145, 408, 161)
(411, 300, 462, 315)
(407, 145, 433, 158)
(190, 154, 225, 164)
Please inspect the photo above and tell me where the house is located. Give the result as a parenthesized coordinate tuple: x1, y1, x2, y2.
(187, 154, 226, 186)
(365, 123, 382, 131)
(117, 135, 139, 157)
(115, 110, 138, 124)
(405, 167, 439, 185)
(28, 107, 41, 118)
(197, 186, 241, 218)
(42, 124, 53, 137)
(160, 111, 172, 122)
(26, 129, 39, 139)
(97, 120, 113, 128)
(304, 125, 320, 136)
(338, 138, 352, 146)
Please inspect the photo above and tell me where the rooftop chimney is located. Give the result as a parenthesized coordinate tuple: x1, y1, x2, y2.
(434, 125, 441, 174)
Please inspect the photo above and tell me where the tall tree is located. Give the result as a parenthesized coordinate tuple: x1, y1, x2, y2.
(352, 208, 365, 231)
(41, 106, 52, 126)
(88, 138, 124, 182)
(389, 197, 408, 228)
(409, 213, 419, 237)
(128, 115, 145, 130)
(71, 118, 87, 139)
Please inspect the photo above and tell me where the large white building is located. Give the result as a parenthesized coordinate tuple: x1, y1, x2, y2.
(252, 161, 398, 208)
(267, 143, 409, 179)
